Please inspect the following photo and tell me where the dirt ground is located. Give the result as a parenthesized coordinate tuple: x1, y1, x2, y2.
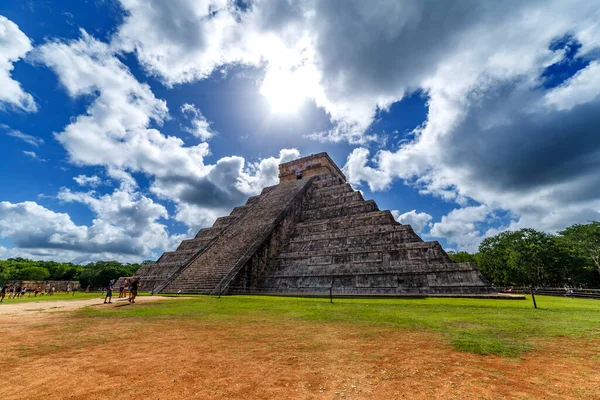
(0, 298, 598, 400)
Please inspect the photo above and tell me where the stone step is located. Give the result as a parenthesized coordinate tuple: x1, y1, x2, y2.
(162, 178, 313, 294)
(274, 241, 451, 266)
(284, 229, 423, 252)
(311, 183, 353, 196)
(294, 211, 396, 234)
(213, 215, 238, 228)
(176, 237, 212, 252)
(304, 191, 363, 210)
(289, 223, 415, 242)
(194, 226, 225, 239)
(311, 176, 345, 189)
(266, 262, 477, 278)
(301, 199, 378, 221)
(230, 205, 248, 217)
(246, 195, 260, 205)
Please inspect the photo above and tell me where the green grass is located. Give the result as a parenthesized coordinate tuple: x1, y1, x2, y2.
(0, 292, 103, 303)
(79, 295, 600, 357)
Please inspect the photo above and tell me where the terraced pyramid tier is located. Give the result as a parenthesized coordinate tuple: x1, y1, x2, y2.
(136, 153, 494, 296)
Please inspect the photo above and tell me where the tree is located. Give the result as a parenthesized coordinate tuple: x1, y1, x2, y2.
(448, 251, 479, 264)
(558, 222, 600, 286)
(17, 266, 50, 281)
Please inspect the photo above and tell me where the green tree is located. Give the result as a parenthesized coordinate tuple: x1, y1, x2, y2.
(478, 229, 559, 287)
(448, 251, 479, 264)
(17, 266, 50, 281)
(558, 222, 600, 286)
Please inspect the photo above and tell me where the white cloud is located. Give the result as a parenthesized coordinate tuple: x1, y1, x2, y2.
(429, 206, 490, 252)
(73, 174, 103, 187)
(2, 124, 44, 146)
(0, 186, 176, 263)
(180, 103, 216, 141)
(110, 1, 600, 144)
(0, 16, 37, 112)
(343, 148, 392, 191)
(545, 61, 600, 111)
(391, 209, 432, 234)
(34, 30, 301, 236)
(22, 150, 45, 161)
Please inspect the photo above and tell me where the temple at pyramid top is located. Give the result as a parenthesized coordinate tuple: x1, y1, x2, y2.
(136, 152, 494, 296)
(279, 152, 346, 183)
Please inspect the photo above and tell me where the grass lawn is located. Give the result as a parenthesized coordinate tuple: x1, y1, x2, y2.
(80, 294, 600, 357)
(3, 294, 599, 399)
(1, 291, 103, 303)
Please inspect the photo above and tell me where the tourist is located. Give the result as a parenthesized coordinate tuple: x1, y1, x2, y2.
(8, 286, 14, 299)
(104, 279, 115, 304)
(118, 280, 125, 298)
(85, 285, 90, 293)
(66, 285, 71, 296)
(34, 286, 41, 297)
(21, 287, 26, 298)
(123, 279, 130, 298)
(128, 277, 141, 303)
(0, 284, 7, 302)
(50, 286, 56, 296)
(13, 285, 22, 299)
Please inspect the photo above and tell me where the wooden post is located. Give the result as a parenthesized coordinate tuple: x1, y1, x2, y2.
(530, 286, 537, 309)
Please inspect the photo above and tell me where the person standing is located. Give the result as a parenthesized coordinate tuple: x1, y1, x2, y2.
(128, 277, 141, 304)
(0, 284, 7, 302)
(118, 280, 125, 298)
(85, 285, 90, 293)
(34, 286, 41, 297)
(66, 285, 71, 296)
(104, 279, 115, 304)
(50, 286, 56, 296)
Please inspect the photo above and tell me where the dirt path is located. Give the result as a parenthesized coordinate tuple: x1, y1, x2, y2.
(0, 296, 172, 320)
(0, 299, 598, 399)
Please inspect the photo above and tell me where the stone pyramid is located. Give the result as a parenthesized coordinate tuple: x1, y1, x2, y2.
(136, 153, 493, 296)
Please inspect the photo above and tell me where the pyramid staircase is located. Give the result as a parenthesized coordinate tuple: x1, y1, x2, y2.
(136, 153, 493, 296)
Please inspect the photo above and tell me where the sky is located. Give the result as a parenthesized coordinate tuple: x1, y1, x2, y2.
(0, 0, 599, 264)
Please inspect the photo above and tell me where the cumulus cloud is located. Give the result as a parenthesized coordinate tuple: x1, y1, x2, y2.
(180, 103, 216, 141)
(73, 174, 103, 187)
(0, 184, 183, 263)
(391, 209, 432, 234)
(428, 206, 491, 252)
(34, 30, 301, 238)
(0, 177, 189, 262)
(0, 16, 37, 112)
(110, 1, 600, 144)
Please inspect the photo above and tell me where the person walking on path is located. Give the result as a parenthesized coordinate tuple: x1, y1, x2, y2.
(104, 279, 115, 304)
(128, 277, 141, 303)
(0, 284, 7, 302)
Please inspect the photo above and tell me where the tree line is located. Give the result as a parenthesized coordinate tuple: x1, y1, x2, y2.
(0, 259, 145, 289)
(449, 222, 600, 288)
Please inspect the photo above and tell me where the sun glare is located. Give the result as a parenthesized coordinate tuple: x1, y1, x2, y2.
(260, 68, 309, 114)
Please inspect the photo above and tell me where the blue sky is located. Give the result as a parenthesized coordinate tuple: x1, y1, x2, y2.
(1, 0, 599, 263)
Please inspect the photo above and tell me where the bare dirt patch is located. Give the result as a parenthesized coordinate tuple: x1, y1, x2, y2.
(0, 301, 598, 399)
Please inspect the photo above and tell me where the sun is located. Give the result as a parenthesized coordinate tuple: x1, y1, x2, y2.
(259, 68, 308, 114)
